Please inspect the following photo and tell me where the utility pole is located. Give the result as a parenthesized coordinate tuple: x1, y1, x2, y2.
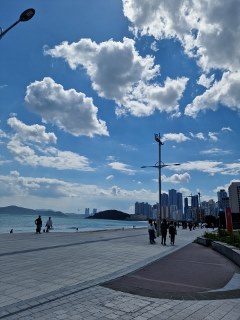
(141, 133, 180, 236)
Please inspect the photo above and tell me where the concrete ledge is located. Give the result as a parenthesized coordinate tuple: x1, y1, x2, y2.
(196, 237, 240, 267)
(195, 236, 212, 247)
(211, 241, 240, 268)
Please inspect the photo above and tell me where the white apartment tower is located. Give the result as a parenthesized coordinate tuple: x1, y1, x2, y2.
(228, 182, 240, 213)
(85, 208, 90, 217)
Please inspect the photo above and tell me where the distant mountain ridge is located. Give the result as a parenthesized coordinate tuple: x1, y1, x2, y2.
(0, 205, 68, 217)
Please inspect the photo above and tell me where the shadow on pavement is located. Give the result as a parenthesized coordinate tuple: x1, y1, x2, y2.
(102, 243, 240, 300)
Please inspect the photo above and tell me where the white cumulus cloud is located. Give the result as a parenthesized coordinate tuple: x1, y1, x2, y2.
(7, 117, 57, 144)
(5, 118, 94, 172)
(108, 161, 136, 175)
(123, 0, 240, 72)
(7, 139, 94, 171)
(189, 132, 205, 140)
(25, 77, 109, 137)
(123, 0, 240, 117)
(185, 71, 240, 117)
(162, 132, 190, 143)
(44, 38, 188, 117)
(197, 74, 214, 89)
(162, 172, 191, 184)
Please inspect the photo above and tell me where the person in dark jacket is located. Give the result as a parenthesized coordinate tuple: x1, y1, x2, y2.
(168, 221, 177, 245)
(35, 215, 42, 234)
(160, 219, 168, 245)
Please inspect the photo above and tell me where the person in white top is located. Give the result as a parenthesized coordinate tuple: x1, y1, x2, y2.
(148, 219, 156, 244)
(45, 217, 53, 232)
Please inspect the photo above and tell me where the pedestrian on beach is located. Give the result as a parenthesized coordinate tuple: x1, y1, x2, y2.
(148, 219, 156, 244)
(35, 215, 42, 234)
(188, 222, 193, 231)
(45, 217, 53, 232)
(168, 221, 177, 245)
(160, 219, 168, 245)
(153, 220, 157, 231)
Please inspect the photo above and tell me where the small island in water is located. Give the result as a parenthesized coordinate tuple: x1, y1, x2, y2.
(87, 209, 146, 221)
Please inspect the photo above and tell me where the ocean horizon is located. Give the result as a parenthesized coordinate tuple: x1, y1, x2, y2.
(0, 213, 147, 234)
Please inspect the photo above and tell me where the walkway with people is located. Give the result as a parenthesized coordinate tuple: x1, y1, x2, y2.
(0, 227, 240, 319)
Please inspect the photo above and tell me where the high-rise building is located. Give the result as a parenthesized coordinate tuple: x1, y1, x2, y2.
(161, 193, 169, 206)
(135, 202, 153, 218)
(191, 195, 199, 208)
(85, 208, 90, 217)
(228, 182, 240, 213)
(201, 200, 218, 217)
(169, 189, 177, 206)
(217, 189, 229, 211)
(135, 202, 143, 215)
(168, 189, 177, 220)
(167, 189, 183, 220)
(184, 197, 188, 220)
(161, 193, 169, 219)
(177, 192, 183, 220)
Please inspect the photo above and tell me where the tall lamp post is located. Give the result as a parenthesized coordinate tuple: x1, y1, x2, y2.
(141, 133, 180, 236)
(0, 8, 35, 39)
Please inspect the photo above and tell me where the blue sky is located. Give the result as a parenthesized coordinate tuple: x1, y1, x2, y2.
(0, 0, 239, 214)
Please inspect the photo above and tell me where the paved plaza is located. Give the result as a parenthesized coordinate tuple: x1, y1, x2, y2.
(0, 227, 240, 319)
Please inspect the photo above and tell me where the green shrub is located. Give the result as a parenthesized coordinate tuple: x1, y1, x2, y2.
(203, 230, 240, 248)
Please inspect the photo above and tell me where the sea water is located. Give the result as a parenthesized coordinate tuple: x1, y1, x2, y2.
(0, 213, 147, 234)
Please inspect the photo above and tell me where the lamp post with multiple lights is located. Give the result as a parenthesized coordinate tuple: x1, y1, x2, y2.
(0, 8, 35, 39)
(141, 133, 180, 236)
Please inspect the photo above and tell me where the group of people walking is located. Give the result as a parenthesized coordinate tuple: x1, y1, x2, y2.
(148, 219, 177, 245)
(35, 216, 53, 234)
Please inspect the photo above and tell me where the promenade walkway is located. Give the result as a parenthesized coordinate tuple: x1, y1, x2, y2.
(0, 227, 239, 319)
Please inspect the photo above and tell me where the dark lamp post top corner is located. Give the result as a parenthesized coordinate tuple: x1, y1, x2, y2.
(20, 8, 35, 22)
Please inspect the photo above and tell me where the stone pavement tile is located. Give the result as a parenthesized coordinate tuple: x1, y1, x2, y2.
(221, 309, 240, 320)
(150, 315, 171, 320)
(118, 316, 135, 320)
(202, 316, 219, 320)
(0, 310, 10, 318)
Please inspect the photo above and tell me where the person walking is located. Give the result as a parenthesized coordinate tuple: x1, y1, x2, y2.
(148, 219, 156, 244)
(45, 217, 53, 232)
(35, 215, 42, 234)
(168, 221, 177, 245)
(160, 219, 168, 245)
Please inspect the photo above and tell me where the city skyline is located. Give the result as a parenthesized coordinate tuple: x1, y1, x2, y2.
(1, 1, 240, 214)
(134, 182, 239, 221)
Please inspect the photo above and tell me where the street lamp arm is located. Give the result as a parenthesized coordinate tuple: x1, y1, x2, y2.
(0, 20, 21, 38)
(141, 165, 158, 168)
(163, 163, 181, 167)
(0, 8, 35, 39)
(141, 163, 180, 169)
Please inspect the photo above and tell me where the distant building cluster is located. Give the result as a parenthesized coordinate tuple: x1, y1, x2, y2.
(84, 208, 97, 217)
(135, 182, 240, 222)
(135, 189, 184, 221)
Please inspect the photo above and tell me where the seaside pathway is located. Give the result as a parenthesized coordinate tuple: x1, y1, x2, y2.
(0, 227, 240, 319)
